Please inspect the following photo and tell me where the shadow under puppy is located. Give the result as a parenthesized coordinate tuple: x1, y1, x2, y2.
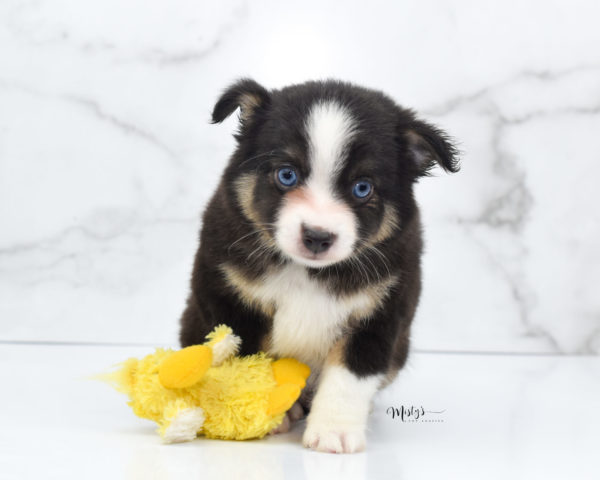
(180, 78, 459, 453)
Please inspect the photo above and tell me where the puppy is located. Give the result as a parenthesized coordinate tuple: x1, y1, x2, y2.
(180, 79, 459, 453)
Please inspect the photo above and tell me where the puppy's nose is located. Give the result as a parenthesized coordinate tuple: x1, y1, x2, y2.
(302, 225, 336, 254)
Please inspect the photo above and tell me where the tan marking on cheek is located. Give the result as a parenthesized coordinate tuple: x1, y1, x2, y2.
(367, 204, 400, 246)
(234, 173, 275, 246)
(235, 173, 260, 223)
(219, 264, 276, 318)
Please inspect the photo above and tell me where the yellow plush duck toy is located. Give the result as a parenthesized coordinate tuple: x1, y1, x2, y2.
(104, 325, 310, 443)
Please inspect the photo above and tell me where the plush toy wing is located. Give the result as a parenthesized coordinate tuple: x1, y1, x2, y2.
(159, 325, 242, 389)
(267, 358, 311, 416)
(158, 345, 213, 389)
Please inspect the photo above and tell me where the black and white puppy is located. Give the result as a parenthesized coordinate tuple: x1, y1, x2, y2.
(180, 79, 459, 453)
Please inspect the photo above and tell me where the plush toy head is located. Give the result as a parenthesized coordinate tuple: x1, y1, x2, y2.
(103, 325, 310, 443)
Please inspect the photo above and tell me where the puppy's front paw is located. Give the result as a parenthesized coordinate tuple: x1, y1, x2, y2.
(302, 422, 366, 453)
(302, 365, 379, 453)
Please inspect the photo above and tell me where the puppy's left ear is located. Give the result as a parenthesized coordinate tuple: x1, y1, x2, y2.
(403, 119, 460, 176)
(211, 78, 271, 124)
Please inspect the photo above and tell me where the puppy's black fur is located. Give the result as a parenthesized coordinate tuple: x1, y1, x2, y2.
(180, 78, 458, 396)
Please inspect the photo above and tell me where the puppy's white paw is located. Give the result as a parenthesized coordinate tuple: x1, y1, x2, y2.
(301, 365, 380, 453)
(302, 422, 366, 453)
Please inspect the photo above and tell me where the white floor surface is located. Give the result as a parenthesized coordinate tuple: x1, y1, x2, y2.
(0, 344, 598, 480)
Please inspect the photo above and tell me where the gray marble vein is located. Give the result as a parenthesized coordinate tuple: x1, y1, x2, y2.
(1, 0, 598, 352)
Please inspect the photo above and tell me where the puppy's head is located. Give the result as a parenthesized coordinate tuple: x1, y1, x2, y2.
(213, 79, 459, 268)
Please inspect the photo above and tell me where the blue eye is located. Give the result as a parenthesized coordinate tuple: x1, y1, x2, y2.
(276, 167, 298, 187)
(352, 180, 372, 199)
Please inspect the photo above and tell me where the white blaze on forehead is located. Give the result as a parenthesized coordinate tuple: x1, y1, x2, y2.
(305, 101, 356, 192)
(273, 100, 358, 267)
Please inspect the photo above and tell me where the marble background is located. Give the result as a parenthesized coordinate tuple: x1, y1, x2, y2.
(1, 0, 599, 353)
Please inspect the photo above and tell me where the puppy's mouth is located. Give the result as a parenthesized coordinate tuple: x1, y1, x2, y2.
(286, 248, 346, 268)
(275, 224, 354, 268)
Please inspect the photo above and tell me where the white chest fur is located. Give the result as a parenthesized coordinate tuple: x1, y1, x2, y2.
(262, 265, 367, 367)
(221, 263, 391, 369)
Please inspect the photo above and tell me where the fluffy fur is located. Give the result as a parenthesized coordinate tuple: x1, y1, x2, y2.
(180, 78, 459, 453)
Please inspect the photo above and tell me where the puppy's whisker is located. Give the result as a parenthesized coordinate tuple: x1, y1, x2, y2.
(228, 230, 263, 252)
(252, 158, 278, 174)
(366, 244, 392, 278)
(245, 245, 263, 263)
(227, 227, 275, 255)
(246, 241, 276, 264)
(260, 245, 279, 267)
(361, 250, 382, 282)
(348, 255, 368, 285)
(357, 241, 391, 279)
(227, 227, 274, 255)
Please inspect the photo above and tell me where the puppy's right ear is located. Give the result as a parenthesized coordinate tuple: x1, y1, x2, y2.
(211, 78, 271, 124)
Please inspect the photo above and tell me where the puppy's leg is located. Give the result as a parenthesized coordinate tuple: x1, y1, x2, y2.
(302, 363, 381, 453)
(303, 302, 409, 454)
